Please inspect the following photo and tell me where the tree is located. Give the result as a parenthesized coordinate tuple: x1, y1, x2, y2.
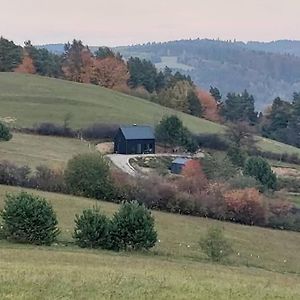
(221, 90, 258, 124)
(127, 57, 158, 93)
(108, 201, 157, 251)
(95, 47, 115, 59)
(0, 37, 23, 71)
(0, 122, 12, 141)
(1, 192, 59, 245)
(187, 90, 202, 117)
(244, 157, 277, 190)
(199, 226, 232, 262)
(209, 86, 222, 102)
(73, 207, 110, 249)
(64, 153, 114, 200)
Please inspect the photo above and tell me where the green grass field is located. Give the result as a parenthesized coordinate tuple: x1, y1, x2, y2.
(0, 73, 221, 134)
(0, 132, 93, 167)
(0, 185, 300, 299)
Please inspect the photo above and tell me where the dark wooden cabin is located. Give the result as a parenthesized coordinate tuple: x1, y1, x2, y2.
(114, 125, 155, 154)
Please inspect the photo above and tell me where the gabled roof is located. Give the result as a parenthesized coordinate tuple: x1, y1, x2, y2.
(172, 157, 191, 165)
(120, 125, 155, 140)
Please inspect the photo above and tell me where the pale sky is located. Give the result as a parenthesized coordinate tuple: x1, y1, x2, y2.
(1, 0, 299, 46)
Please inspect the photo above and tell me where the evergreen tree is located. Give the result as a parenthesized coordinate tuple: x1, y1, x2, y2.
(209, 86, 222, 102)
(0, 37, 23, 71)
(187, 90, 202, 117)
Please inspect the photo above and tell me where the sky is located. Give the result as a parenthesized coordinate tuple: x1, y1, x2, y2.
(1, 0, 300, 46)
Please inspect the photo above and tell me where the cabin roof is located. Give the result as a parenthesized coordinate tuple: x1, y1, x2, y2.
(120, 125, 155, 140)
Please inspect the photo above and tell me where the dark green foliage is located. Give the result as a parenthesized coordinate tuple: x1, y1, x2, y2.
(244, 157, 277, 190)
(95, 47, 115, 59)
(108, 201, 157, 251)
(73, 207, 110, 248)
(227, 146, 246, 167)
(209, 86, 222, 102)
(187, 90, 202, 117)
(220, 90, 258, 124)
(1, 192, 59, 245)
(0, 37, 23, 71)
(127, 57, 158, 93)
(155, 115, 197, 152)
(24, 41, 62, 77)
(0, 122, 12, 141)
(64, 153, 114, 200)
(199, 226, 233, 262)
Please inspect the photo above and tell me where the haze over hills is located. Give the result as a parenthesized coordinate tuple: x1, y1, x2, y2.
(39, 39, 300, 110)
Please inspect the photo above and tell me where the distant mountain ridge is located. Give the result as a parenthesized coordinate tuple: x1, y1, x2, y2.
(38, 39, 300, 109)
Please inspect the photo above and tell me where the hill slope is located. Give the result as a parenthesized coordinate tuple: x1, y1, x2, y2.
(0, 185, 300, 299)
(0, 73, 221, 134)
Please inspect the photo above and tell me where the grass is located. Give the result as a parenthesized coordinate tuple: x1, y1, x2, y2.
(0, 73, 221, 134)
(0, 185, 300, 299)
(0, 132, 93, 168)
(155, 56, 194, 71)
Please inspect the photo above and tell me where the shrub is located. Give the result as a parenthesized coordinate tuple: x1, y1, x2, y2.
(224, 188, 266, 225)
(0, 122, 12, 141)
(1, 192, 59, 245)
(228, 174, 262, 190)
(227, 146, 247, 167)
(64, 153, 115, 200)
(244, 157, 277, 190)
(194, 134, 229, 151)
(73, 207, 110, 248)
(108, 201, 157, 251)
(82, 123, 119, 140)
(34, 122, 75, 137)
(0, 161, 31, 187)
(199, 226, 233, 262)
(277, 177, 300, 193)
(30, 165, 67, 193)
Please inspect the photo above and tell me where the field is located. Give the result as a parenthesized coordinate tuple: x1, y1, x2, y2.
(0, 185, 300, 299)
(0, 73, 221, 134)
(155, 56, 194, 71)
(2, 73, 300, 156)
(0, 132, 92, 167)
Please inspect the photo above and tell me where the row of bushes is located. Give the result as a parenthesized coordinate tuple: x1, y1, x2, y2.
(17, 122, 119, 140)
(1, 154, 299, 232)
(0, 192, 157, 251)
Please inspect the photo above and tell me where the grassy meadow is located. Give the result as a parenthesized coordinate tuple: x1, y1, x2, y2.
(0, 132, 93, 168)
(0, 185, 300, 299)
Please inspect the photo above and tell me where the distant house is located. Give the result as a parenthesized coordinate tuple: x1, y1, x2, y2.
(171, 157, 192, 174)
(114, 125, 155, 154)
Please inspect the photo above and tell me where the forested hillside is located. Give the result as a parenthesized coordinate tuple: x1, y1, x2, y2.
(117, 39, 300, 109)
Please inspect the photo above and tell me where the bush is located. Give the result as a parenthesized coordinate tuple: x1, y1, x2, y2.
(64, 153, 115, 200)
(73, 207, 110, 248)
(0, 122, 12, 141)
(0, 161, 31, 187)
(224, 188, 266, 225)
(277, 177, 300, 193)
(34, 122, 75, 137)
(244, 157, 277, 190)
(1, 192, 59, 245)
(199, 226, 233, 262)
(228, 174, 262, 190)
(108, 201, 157, 251)
(194, 134, 229, 151)
(82, 123, 119, 140)
(30, 165, 67, 193)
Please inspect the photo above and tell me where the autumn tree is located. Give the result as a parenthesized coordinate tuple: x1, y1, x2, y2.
(92, 56, 129, 89)
(197, 88, 220, 122)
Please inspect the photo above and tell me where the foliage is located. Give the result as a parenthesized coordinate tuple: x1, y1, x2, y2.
(244, 157, 277, 190)
(209, 86, 222, 102)
(64, 153, 114, 200)
(197, 88, 221, 122)
(73, 206, 110, 248)
(1, 192, 59, 245)
(155, 115, 197, 152)
(108, 201, 157, 251)
(202, 154, 237, 180)
(220, 90, 258, 124)
(194, 134, 229, 151)
(228, 175, 262, 190)
(0, 122, 12, 141)
(0, 37, 23, 71)
(227, 146, 246, 167)
(224, 188, 266, 225)
(199, 226, 232, 262)
(95, 47, 115, 59)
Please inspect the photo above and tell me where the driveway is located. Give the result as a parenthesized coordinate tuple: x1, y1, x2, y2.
(106, 153, 200, 176)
